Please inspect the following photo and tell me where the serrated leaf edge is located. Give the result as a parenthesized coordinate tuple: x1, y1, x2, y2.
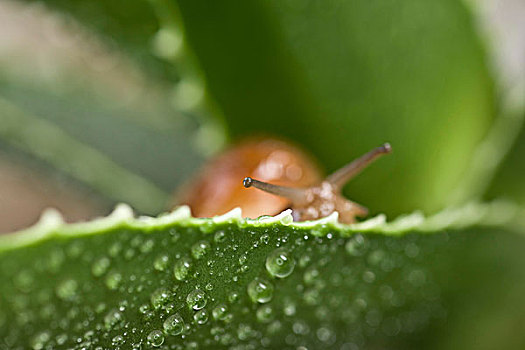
(0, 200, 521, 253)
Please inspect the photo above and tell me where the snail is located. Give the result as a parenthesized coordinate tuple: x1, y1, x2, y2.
(176, 137, 391, 223)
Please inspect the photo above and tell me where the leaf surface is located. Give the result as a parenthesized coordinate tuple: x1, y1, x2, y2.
(1, 203, 524, 349)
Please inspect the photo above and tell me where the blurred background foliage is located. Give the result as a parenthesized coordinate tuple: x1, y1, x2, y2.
(0, 0, 523, 229)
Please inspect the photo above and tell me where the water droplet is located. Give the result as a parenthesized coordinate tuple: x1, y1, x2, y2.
(247, 278, 274, 303)
(303, 267, 320, 285)
(151, 287, 171, 309)
(105, 272, 122, 290)
(316, 326, 336, 344)
(362, 270, 376, 283)
(405, 242, 420, 258)
(55, 334, 68, 345)
(237, 324, 255, 340)
(67, 241, 83, 258)
(47, 249, 65, 272)
(112, 335, 125, 346)
(256, 305, 274, 323)
(292, 321, 310, 335)
(214, 230, 226, 243)
(140, 239, 155, 253)
(283, 300, 296, 316)
(173, 257, 191, 281)
(367, 249, 385, 266)
(92, 257, 111, 277)
(124, 248, 136, 260)
(365, 309, 383, 327)
(220, 333, 234, 345)
(304, 289, 321, 305)
(212, 304, 228, 320)
(191, 240, 211, 260)
(153, 255, 169, 271)
(147, 330, 164, 347)
(407, 269, 426, 287)
(139, 304, 150, 314)
(14, 270, 34, 292)
(104, 309, 123, 329)
(345, 234, 367, 256)
(298, 254, 311, 268)
(55, 279, 78, 301)
(238, 254, 247, 265)
(267, 320, 282, 334)
(194, 309, 209, 325)
(186, 289, 207, 310)
(163, 313, 184, 335)
(266, 248, 295, 278)
(169, 229, 180, 242)
(228, 291, 239, 303)
(95, 303, 106, 314)
(31, 331, 50, 350)
(260, 234, 270, 245)
(108, 242, 122, 257)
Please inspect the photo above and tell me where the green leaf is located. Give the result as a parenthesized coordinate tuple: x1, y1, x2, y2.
(486, 107, 525, 205)
(172, 0, 496, 216)
(1, 202, 524, 349)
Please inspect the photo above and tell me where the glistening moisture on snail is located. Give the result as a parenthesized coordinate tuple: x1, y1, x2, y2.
(176, 138, 391, 224)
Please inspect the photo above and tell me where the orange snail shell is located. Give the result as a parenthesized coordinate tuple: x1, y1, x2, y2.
(175, 137, 322, 218)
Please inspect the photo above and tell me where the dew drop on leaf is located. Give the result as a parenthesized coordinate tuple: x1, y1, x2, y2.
(256, 305, 274, 323)
(140, 239, 155, 253)
(173, 256, 191, 281)
(105, 272, 122, 290)
(303, 267, 320, 285)
(14, 270, 34, 292)
(91, 257, 110, 277)
(194, 308, 209, 324)
(186, 289, 207, 310)
(30, 331, 50, 350)
(260, 234, 270, 245)
(362, 270, 376, 283)
(55, 279, 78, 301)
(212, 303, 228, 321)
(153, 255, 169, 271)
(247, 278, 274, 304)
(146, 330, 164, 347)
(228, 291, 239, 304)
(112, 335, 125, 346)
(191, 240, 211, 260)
(214, 230, 226, 243)
(345, 234, 367, 256)
(104, 309, 123, 329)
(283, 299, 296, 316)
(150, 287, 171, 309)
(266, 248, 295, 278)
(108, 242, 122, 258)
(163, 313, 184, 335)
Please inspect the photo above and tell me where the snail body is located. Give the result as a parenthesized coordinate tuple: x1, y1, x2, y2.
(176, 137, 322, 219)
(177, 137, 391, 224)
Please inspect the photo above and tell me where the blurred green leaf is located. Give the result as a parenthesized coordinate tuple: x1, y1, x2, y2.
(0, 2, 210, 214)
(486, 112, 525, 205)
(172, 0, 496, 217)
(0, 203, 524, 349)
(20, 0, 177, 83)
